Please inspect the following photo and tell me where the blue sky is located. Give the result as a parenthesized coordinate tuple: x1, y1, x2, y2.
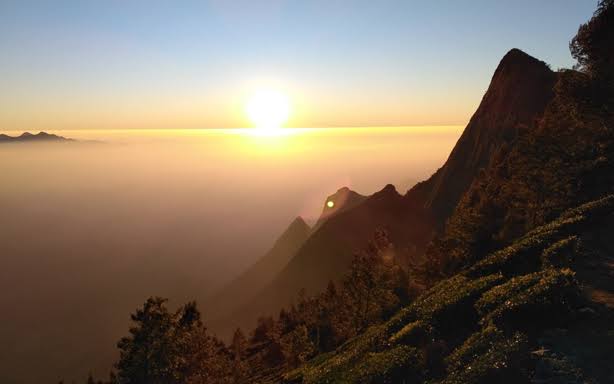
(0, 0, 598, 129)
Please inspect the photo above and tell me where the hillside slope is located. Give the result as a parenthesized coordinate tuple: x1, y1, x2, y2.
(285, 195, 614, 384)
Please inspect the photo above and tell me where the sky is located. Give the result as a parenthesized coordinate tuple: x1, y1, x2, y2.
(0, 0, 598, 130)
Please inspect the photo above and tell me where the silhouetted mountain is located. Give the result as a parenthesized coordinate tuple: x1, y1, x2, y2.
(408, 48, 557, 226)
(206, 217, 311, 335)
(427, 57, 614, 273)
(0, 131, 72, 143)
(240, 184, 434, 322)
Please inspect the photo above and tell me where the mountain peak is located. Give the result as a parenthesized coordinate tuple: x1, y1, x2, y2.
(380, 183, 398, 194)
(314, 187, 367, 229)
(287, 216, 310, 233)
(408, 48, 557, 224)
(499, 48, 551, 67)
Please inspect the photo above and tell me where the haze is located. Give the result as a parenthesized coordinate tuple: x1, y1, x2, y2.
(0, 127, 460, 383)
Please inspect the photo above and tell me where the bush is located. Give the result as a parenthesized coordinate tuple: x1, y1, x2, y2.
(441, 330, 529, 384)
(346, 345, 423, 384)
(475, 268, 580, 331)
(541, 236, 578, 268)
(389, 320, 432, 346)
(444, 325, 504, 373)
(409, 274, 504, 332)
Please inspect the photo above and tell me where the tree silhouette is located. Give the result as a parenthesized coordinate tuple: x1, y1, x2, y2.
(570, 0, 614, 83)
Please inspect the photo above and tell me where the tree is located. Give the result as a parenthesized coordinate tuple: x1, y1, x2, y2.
(570, 0, 614, 83)
(230, 328, 248, 384)
(251, 316, 275, 345)
(284, 325, 316, 368)
(115, 297, 231, 384)
(116, 297, 177, 383)
(342, 230, 402, 330)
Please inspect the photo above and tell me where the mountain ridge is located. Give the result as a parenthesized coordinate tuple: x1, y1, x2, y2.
(0, 131, 73, 143)
(206, 216, 312, 335)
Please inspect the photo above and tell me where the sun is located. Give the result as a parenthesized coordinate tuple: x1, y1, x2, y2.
(245, 89, 291, 133)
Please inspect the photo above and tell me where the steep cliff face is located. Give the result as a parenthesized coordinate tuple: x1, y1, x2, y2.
(428, 56, 614, 273)
(409, 49, 557, 225)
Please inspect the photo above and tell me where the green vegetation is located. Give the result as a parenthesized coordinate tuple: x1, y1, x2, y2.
(388, 320, 432, 346)
(475, 268, 579, 330)
(284, 193, 613, 384)
(441, 329, 529, 384)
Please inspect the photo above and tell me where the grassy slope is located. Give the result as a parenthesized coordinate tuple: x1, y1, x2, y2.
(283, 195, 614, 384)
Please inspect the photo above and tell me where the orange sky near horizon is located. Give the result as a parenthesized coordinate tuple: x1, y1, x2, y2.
(0, 80, 476, 131)
(0, 1, 594, 131)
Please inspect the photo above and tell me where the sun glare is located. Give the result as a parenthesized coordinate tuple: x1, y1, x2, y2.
(245, 89, 291, 134)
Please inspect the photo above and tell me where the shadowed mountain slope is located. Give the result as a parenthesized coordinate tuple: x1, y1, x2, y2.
(206, 217, 311, 335)
(240, 184, 435, 323)
(428, 66, 614, 273)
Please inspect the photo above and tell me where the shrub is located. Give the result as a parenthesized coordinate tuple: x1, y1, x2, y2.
(541, 236, 578, 268)
(409, 274, 504, 332)
(440, 330, 529, 384)
(476, 268, 580, 331)
(345, 345, 423, 384)
(389, 320, 432, 346)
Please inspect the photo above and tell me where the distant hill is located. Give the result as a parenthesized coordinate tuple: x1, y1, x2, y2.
(0, 131, 73, 143)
